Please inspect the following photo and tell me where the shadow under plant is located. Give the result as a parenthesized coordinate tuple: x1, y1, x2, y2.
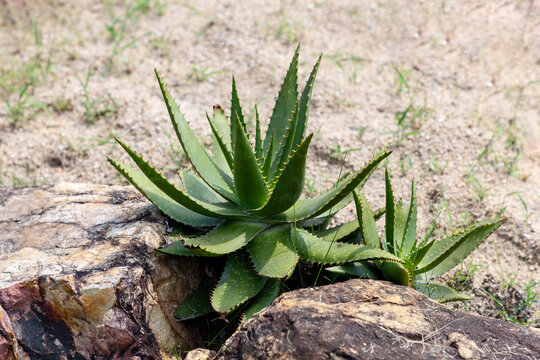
(108, 47, 505, 346)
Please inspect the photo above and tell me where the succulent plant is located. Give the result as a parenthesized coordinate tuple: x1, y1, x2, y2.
(327, 169, 504, 303)
(108, 46, 400, 321)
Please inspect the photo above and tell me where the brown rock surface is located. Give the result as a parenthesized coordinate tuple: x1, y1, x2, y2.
(0, 183, 201, 360)
(215, 279, 540, 360)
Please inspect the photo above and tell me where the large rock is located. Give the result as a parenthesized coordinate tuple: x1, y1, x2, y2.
(211, 279, 540, 360)
(0, 183, 201, 360)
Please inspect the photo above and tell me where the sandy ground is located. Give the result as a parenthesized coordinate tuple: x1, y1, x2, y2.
(1, 0, 539, 325)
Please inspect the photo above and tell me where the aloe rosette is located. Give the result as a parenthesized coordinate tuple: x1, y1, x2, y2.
(108, 46, 400, 321)
(327, 169, 504, 303)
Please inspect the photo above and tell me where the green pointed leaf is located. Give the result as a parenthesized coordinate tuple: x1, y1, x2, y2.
(156, 240, 196, 257)
(207, 112, 234, 172)
(401, 181, 417, 257)
(380, 261, 410, 286)
(211, 250, 267, 313)
(262, 131, 275, 180)
(326, 262, 381, 279)
(157, 228, 221, 257)
(254, 105, 263, 160)
(316, 219, 359, 242)
(415, 283, 472, 303)
(416, 219, 504, 278)
(394, 200, 408, 253)
(108, 158, 219, 227)
(114, 138, 247, 219)
(233, 113, 269, 209)
(241, 279, 281, 322)
(421, 208, 441, 246)
(230, 77, 247, 152)
(180, 170, 223, 204)
(409, 240, 435, 268)
(294, 227, 400, 264)
(254, 134, 312, 217)
(156, 239, 220, 257)
(275, 149, 391, 222)
(175, 281, 214, 320)
(264, 45, 299, 160)
(212, 105, 232, 148)
(248, 225, 299, 278)
(353, 192, 380, 248)
(155, 70, 239, 203)
(385, 169, 396, 255)
(292, 54, 321, 150)
(184, 220, 268, 254)
(268, 103, 297, 181)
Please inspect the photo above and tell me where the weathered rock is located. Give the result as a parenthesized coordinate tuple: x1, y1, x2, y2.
(184, 348, 216, 360)
(0, 183, 201, 360)
(216, 279, 540, 360)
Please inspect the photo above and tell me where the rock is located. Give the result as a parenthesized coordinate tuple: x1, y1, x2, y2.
(184, 348, 216, 360)
(216, 279, 540, 360)
(0, 183, 202, 360)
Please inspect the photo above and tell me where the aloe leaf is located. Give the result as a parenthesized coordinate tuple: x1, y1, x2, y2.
(384, 169, 396, 255)
(264, 45, 299, 161)
(294, 228, 400, 264)
(211, 250, 267, 313)
(233, 113, 269, 209)
(415, 283, 472, 303)
(248, 225, 299, 278)
(207, 112, 234, 172)
(212, 105, 232, 149)
(353, 192, 380, 248)
(420, 208, 442, 247)
(306, 204, 385, 232)
(268, 107, 297, 180)
(156, 239, 220, 257)
(409, 240, 435, 268)
(268, 104, 297, 181)
(401, 181, 417, 257)
(184, 220, 268, 254)
(156, 239, 196, 257)
(254, 105, 263, 160)
(230, 77, 247, 152)
(262, 131, 275, 180)
(415, 219, 504, 278)
(180, 170, 223, 204)
(108, 158, 219, 227)
(254, 134, 312, 217)
(316, 219, 359, 241)
(275, 149, 391, 222)
(157, 227, 222, 257)
(241, 279, 281, 322)
(155, 70, 239, 203)
(380, 261, 410, 286)
(292, 54, 321, 150)
(394, 200, 408, 254)
(175, 281, 214, 320)
(326, 262, 381, 279)
(114, 138, 247, 219)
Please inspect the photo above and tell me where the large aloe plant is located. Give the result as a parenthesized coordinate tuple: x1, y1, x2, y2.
(327, 169, 504, 303)
(108, 46, 400, 321)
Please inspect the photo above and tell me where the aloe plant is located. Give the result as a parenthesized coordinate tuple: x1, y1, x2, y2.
(327, 169, 504, 303)
(108, 46, 400, 321)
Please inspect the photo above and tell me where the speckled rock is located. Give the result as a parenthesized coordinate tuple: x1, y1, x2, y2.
(215, 279, 540, 360)
(184, 348, 216, 360)
(0, 183, 201, 360)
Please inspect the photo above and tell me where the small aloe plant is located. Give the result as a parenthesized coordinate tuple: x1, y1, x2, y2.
(327, 169, 504, 303)
(108, 46, 400, 321)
